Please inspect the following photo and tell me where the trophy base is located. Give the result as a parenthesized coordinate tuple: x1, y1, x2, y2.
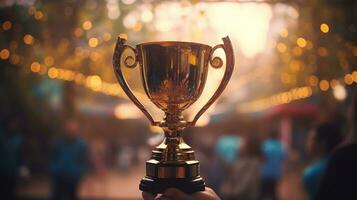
(139, 137, 205, 194)
(139, 176, 205, 194)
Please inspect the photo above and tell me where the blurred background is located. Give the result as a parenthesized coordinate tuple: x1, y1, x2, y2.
(0, 0, 356, 200)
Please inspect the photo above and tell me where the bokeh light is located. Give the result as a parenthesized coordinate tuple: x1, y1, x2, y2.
(352, 71, 357, 83)
(320, 23, 330, 33)
(2, 20, 12, 31)
(86, 75, 102, 91)
(333, 84, 347, 101)
(23, 34, 35, 45)
(344, 74, 354, 85)
(82, 20, 93, 30)
(34, 10, 44, 20)
(88, 37, 99, 48)
(319, 80, 330, 91)
(0, 49, 10, 60)
(106, 0, 120, 20)
(48, 67, 58, 79)
(296, 37, 307, 48)
(30, 61, 41, 72)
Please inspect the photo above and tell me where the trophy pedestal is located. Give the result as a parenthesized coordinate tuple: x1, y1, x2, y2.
(139, 138, 205, 194)
(140, 161, 205, 194)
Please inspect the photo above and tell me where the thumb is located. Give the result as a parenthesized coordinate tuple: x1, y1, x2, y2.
(162, 188, 192, 200)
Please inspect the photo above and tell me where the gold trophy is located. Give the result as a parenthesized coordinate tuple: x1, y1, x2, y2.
(113, 36, 234, 194)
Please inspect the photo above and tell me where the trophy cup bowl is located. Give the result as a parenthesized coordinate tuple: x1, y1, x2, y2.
(138, 42, 210, 112)
(113, 36, 234, 194)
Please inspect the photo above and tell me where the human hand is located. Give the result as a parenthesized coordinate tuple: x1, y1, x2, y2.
(142, 187, 221, 200)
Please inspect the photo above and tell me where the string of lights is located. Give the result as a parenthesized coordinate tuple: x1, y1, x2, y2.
(28, 62, 125, 98)
(238, 71, 357, 113)
(23, 59, 357, 114)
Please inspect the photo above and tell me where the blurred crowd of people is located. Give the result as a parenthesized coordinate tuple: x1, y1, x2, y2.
(197, 92, 357, 200)
(0, 115, 149, 200)
(1, 92, 357, 200)
(0, 117, 88, 200)
(199, 129, 286, 200)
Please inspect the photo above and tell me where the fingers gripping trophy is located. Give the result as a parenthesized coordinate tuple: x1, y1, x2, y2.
(112, 36, 235, 194)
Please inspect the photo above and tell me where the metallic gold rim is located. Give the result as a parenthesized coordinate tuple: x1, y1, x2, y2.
(137, 41, 211, 48)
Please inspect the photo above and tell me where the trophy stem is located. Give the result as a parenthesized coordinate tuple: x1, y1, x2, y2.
(160, 110, 187, 135)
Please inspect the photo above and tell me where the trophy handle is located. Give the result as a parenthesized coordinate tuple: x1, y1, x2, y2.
(113, 37, 160, 126)
(188, 36, 235, 126)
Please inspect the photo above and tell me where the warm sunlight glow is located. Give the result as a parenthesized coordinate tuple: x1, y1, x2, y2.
(207, 3, 272, 58)
(114, 103, 142, 119)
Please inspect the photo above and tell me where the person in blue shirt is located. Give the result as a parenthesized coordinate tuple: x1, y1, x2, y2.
(49, 119, 88, 200)
(303, 122, 343, 200)
(261, 131, 286, 200)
